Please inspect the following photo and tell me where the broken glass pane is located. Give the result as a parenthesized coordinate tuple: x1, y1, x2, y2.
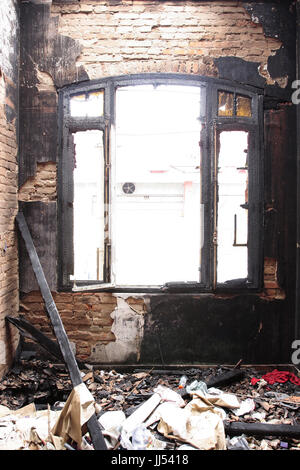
(236, 95, 252, 117)
(218, 91, 234, 117)
(72, 130, 105, 281)
(114, 84, 203, 286)
(70, 90, 104, 117)
(217, 130, 248, 283)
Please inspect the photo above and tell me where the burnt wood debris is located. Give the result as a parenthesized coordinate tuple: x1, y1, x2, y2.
(1, 357, 300, 450)
(0, 212, 298, 451)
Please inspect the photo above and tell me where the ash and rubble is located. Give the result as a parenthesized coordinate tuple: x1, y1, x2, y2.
(0, 355, 300, 451)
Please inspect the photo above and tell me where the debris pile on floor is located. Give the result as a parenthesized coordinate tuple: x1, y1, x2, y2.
(8, 215, 299, 450)
(0, 359, 300, 450)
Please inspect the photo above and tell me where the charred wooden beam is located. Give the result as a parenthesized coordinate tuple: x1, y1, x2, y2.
(206, 369, 245, 388)
(224, 421, 300, 439)
(6, 315, 87, 369)
(6, 315, 64, 362)
(15, 211, 107, 451)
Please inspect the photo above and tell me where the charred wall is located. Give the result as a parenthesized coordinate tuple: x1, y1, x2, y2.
(17, 0, 297, 366)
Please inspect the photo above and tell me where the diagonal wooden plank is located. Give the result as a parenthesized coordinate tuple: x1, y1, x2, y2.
(6, 315, 88, 370)
(6, 315, 65, 362)
(16, 211, 107, 450)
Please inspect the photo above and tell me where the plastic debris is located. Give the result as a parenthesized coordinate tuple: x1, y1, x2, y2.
(131, 424, 153, 450)
(280, 441, 289, 449)
(226, 434, 250, 450)
(121, 423, 167, 451)
(233, 398, 256, 417)
(178, 375, 187, 389)
(154, 385, 185, 407)
(186, 380, 208, 396)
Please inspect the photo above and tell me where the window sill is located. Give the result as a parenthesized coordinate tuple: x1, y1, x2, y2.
(66, 281, 262, 295)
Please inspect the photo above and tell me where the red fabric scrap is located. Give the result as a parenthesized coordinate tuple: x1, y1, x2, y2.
(251, 377, 260, 385)
(251, 369, 300, 386)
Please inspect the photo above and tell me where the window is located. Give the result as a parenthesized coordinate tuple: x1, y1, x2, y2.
(114, 84, 202, 286)
(72, 129, 105, 282)
(58, 75, 263, 292)
(217, 130, 249, 283)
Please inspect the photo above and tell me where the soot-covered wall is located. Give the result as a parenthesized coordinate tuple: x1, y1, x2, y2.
(18, 0, 297, 366)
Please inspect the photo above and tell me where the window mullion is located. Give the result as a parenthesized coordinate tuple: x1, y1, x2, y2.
(104, 121, 111, 284)
(212, 122, 218, 290)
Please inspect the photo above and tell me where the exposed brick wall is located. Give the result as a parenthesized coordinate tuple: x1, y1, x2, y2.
(20, 290, 150, 362)
(20, 257, 286, 362)
(0, 0, 20, 378)
(21, 0, 284, 209)
(51, 0, 282, 80)
(18, 162, 57, 202)
(0, 91, 19, 378)
(0, 38, 19, 377)
(23, 0, 283, 203)
(20, 291, 117, 360)
(261, 257, 286, 301)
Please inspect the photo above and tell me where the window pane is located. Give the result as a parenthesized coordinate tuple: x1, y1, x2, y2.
(70, 90, 104, 117)
(236, 94, 252, 117)
(218, 91, 234, 116)
(114, 85, 203, 286)
(217, 130, 248, 283)
(72, 130, 105, 281)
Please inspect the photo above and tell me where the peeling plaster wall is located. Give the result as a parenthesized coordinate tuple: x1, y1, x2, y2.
(17, 0, 297, 366)
(90, 296, 146, 363)
(19, 291, 148, 362)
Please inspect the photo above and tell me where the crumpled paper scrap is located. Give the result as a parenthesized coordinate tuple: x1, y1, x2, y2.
(156, 400, 227, 450)
(51, 382, 96, 448)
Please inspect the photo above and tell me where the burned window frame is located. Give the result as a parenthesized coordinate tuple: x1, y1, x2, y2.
(57, 74, 264, 293)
